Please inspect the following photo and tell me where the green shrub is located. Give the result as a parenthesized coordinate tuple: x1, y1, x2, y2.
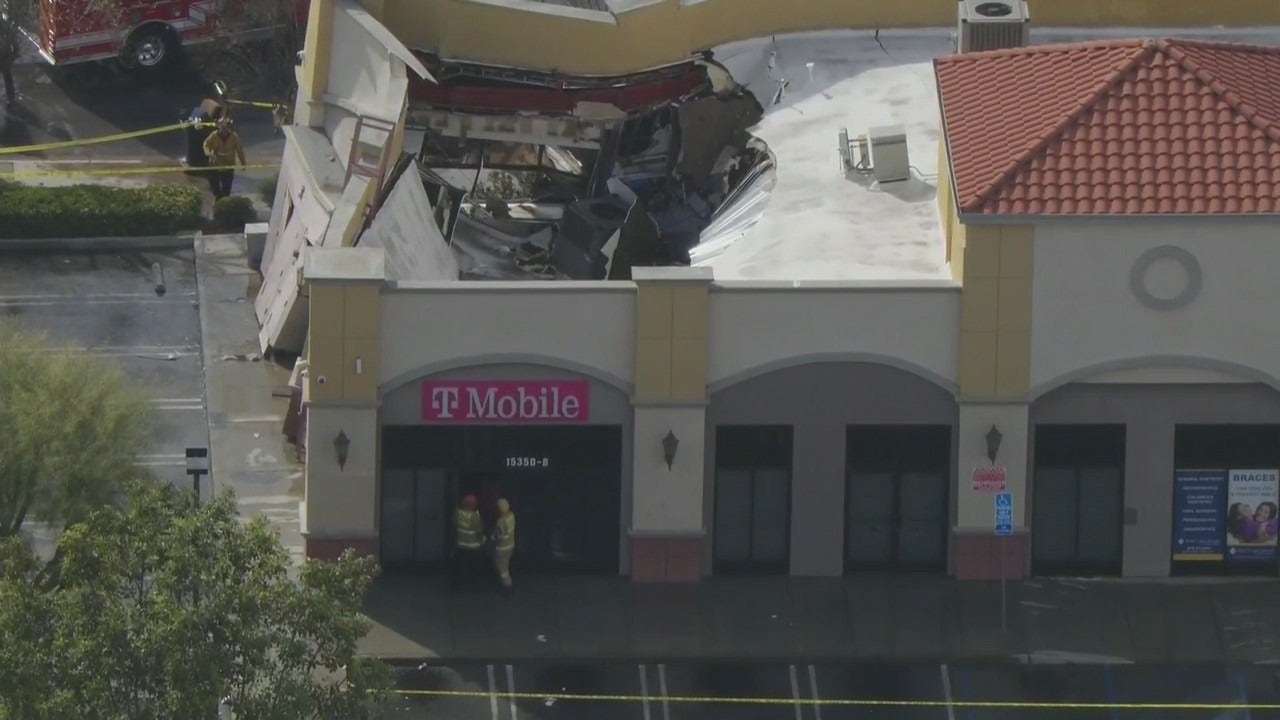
(211, 195, 258, 232)
(257, 175, 279, 207)
(0, 181, 203, 239)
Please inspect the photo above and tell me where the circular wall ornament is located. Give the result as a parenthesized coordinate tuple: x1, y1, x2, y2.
(1129, 245, 1202, 311)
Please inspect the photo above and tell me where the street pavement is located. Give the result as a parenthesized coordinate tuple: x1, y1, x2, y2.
(387, 660, 1280, 720)
(0, 249, 209, 491)
(1, 238, 303, 563)
(362, 573, 1280, 666)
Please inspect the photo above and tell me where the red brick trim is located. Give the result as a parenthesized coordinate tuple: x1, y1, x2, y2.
(629, 535, 704, 583)
(304, 536, 378, 562)
(953, 531, 1027, 580)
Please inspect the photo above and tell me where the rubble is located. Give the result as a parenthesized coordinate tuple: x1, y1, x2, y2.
(381, 54, 775, 282)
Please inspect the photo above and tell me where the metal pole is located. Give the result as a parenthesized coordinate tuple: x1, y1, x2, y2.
(1000, 535, 1007, 633)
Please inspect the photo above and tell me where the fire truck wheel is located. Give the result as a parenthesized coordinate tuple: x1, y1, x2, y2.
(125, 26, 176, 71)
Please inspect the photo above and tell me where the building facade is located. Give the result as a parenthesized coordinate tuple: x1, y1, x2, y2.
(276, 3, 1280, 581)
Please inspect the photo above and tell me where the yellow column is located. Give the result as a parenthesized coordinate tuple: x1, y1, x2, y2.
(301, 247, 385, 561)
(295, 0, 335, 128)
(954, 223, 1036, 580)
(630, 267, 713, 583)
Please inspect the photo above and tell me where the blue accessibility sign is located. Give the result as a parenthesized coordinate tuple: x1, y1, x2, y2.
(994, 492, 1014, 536)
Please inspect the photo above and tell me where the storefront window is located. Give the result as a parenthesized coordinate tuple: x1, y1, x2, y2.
(1031, 425, 1125, 576)
(381, 425, 623, 573)
(713, 426, 793, 574)
(1172, 424, 1280, 577)
(844, 426, 950, 571)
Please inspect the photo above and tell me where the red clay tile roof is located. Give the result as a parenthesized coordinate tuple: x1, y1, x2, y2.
(935, 39, 1280, 216)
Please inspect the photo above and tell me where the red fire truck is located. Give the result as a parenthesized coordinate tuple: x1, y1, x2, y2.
(29, 0, 309, 72)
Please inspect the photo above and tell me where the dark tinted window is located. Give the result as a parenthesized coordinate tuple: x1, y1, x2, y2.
(1035, 424, 1126, 467)
(715, 426, 793, 468)
(1174, 425, 1280, 468)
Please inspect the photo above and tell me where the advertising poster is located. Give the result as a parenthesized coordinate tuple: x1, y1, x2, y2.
(1172, 470, 1227, 562)
(1226, 469, 1280, 563)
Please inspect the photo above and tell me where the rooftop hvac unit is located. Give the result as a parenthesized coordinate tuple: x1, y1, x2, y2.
(868, 126, 910, 184)
(958, 0, 1031, 53)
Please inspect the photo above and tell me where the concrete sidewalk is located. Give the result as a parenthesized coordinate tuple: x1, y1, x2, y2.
(194, 233, 305, 563)
(361, 574, 1280, 664)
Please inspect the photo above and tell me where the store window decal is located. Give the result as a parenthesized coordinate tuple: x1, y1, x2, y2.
(1173, 468, 1279, 564)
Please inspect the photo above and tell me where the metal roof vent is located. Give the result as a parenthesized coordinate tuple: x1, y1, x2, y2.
(958, 0, 1030, 53)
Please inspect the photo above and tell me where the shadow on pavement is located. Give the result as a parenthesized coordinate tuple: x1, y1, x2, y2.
(37, 51, 213, 159)
(0, 100, 46, 156)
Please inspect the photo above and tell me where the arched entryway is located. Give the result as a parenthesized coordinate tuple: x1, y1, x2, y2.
(707, 361, 958, 576)
(378, 362, 633, 575)
(1030, 359, 1280, 578)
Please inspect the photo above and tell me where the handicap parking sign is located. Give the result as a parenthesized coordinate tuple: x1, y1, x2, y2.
(994, 492, 1013, 536)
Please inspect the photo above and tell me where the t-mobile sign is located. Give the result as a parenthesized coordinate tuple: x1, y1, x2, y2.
(422, 380, 590, 424)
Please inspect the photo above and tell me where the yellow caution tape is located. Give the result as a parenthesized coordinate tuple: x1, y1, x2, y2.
(0, 121, 218, 156)
(390, 688, 1280, 711)
(4, 163, 282, 179)
(224, 98, 284, 110)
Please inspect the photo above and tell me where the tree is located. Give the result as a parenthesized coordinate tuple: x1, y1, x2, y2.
(0, 321, 152, 538)
(0, 481, 393, 720)
(192, 0, 306, 108)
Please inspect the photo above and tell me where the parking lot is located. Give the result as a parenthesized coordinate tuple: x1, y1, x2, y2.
(389, 661, 1280, 720)
(0, 249, 210, 493)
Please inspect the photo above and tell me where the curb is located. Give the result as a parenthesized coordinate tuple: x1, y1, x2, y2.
(0, 232, 200, 252)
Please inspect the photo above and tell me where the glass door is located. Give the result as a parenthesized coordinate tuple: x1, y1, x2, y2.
(845, 426, 950, 571)
(1031, 425, 1126, 575)
(713, 426, 793, 574)
(379, 468, 451, 568)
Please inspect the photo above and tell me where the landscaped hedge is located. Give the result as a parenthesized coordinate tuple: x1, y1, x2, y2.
(0, 181, 204, 239)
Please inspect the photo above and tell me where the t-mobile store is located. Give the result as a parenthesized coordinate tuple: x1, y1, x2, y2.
(378, 365, 632, 574)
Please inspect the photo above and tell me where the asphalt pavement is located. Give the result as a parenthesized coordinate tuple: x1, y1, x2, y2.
(387, 661, 1280, 720)
(0, 249, 209, 491)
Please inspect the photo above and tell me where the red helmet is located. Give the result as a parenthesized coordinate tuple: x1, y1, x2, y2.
(461, 494, 477, 509)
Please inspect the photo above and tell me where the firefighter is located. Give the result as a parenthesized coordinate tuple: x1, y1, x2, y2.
(490, 498, 516, 595)
(202, 117, 246, 200)
(182, 98, 225, 168)
(453, 495, 483, 590)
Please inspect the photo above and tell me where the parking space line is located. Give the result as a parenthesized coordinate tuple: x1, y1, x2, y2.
(505, 664, 518, 720)
(0, 292, 193, 302)
(657, 663, 671, 720)
(940, 664, 956, 720)
(788, 665, 804, 720)
(0, 299, 197, 307)
(639, 665, 652, 720)
(807, 664, 822, 720)
(486, 664, 499, 720)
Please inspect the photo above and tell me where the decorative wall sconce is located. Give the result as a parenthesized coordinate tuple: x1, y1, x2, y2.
(662, 430, 679, 470)
(334, 430, 350, 470)
(985, 424, 1003, 465)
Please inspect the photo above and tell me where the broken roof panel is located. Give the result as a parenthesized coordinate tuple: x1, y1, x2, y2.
(532, 0, 609, 10)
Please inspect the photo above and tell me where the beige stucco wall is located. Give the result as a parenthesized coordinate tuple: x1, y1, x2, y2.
(1029, 218, 1280, 398)
(304, 406, 379, 537)
(707, 283, 961, 391)
(378, 284, 637, 391)
(632, 406, 706, 532)
(362, 0, 1280, 76)
(955, 403, 1028, 529)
